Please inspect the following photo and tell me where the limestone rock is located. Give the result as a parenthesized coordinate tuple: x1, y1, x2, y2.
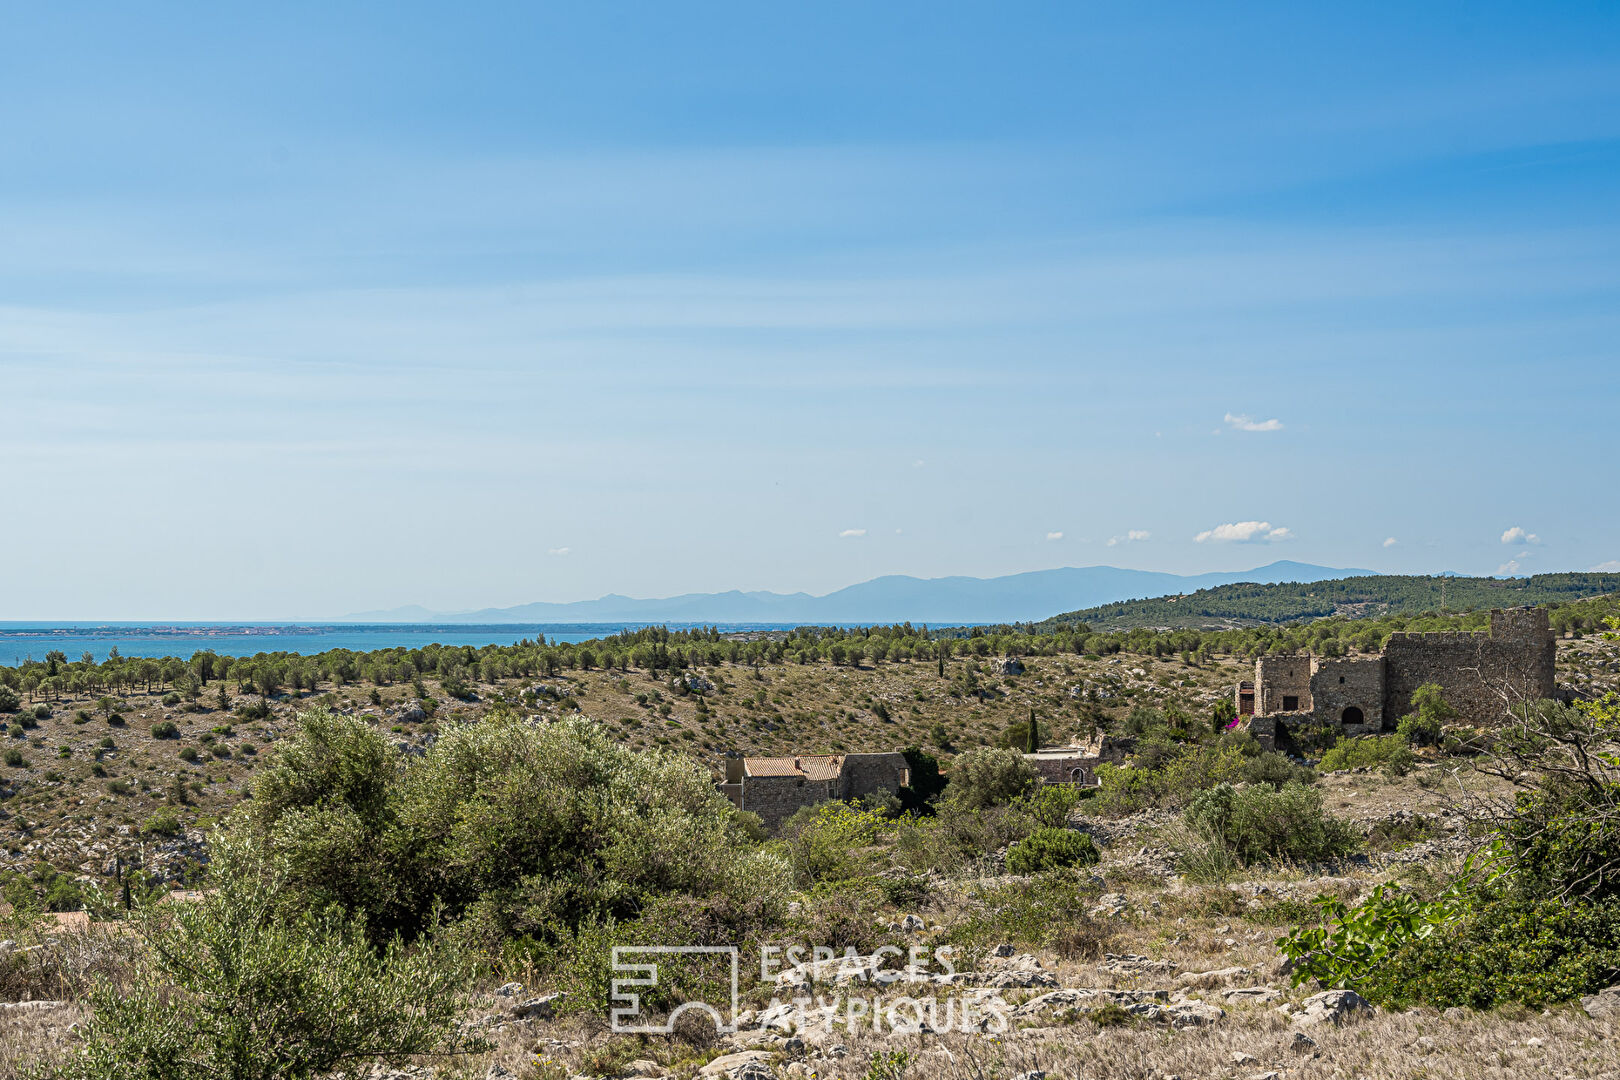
(509, 992, 566, 1020)
(1581, 985, 1620, 1020)
(1175, 966, 1250, 987)
(1165, 1000, 1225, 1028)
(700, 1051, 775, 1077)
(1293, 989, 1373, 1027)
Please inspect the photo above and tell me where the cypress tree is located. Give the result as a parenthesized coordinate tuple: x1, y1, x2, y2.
(1025, 708, 1039, 753)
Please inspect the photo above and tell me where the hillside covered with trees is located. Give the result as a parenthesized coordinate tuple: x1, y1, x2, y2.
(1034, 573, 1620, 632)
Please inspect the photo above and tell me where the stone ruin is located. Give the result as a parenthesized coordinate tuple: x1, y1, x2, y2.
(1235, 607, 1556, 749)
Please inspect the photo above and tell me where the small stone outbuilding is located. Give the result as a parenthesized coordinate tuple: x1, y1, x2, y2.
(719, 752, 911, 830)
(1023, 734, 1130, 787)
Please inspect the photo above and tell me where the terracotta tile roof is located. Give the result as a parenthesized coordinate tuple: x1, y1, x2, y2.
(744, 754, 844, 780)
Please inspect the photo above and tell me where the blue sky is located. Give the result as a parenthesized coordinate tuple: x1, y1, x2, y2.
(2, 2, 1618, 619)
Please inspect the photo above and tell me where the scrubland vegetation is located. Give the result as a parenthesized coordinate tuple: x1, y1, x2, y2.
(1, 606, 1617, 1078)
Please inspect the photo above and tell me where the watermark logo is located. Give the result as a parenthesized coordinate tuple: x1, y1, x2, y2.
(610, 944, 1009, 1036)
(610, 946, 741, 1034)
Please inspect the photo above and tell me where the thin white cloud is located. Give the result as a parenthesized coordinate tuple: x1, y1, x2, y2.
(1497, 559, 1522, 576)
(839, 528, 866, 538)
(546, 546, 571, 556)
(1383, 537, 1398, 548)
(1194, 520, 1292, 544)
(1224, 412, 1284, 433)
(1501, 526, 1541, 545)
(912, 460, 925, 468)
(1045, 531, 1064, 541)
(1106, 529, 1151, 546)
(1595, 560, 1620, 572)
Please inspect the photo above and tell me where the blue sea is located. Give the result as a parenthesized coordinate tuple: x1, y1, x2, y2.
(0, 623, 804, 665)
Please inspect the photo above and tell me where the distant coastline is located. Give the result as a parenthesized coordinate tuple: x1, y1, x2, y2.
(0, 621, 818, 664)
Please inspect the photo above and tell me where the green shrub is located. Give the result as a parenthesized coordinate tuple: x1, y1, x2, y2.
(1092, 745, 1245, 817)
(1397, 683, 1454, 748)
(1281, 877, 1620, 1010)
(1280, 696, 1620, 1009)
(944, 872, 1103, 952)
(0, 686, 19, 713)
(55, 842, 484, 1080)
(1006, 827, 1099, 874)
(161, 692, 182, 707)
(178, 747, 200, 763)
(31, 704, 50, 721)
(942, 746, 1037, 809)
(1240, 750, 1316, 788)
(234, 708, 784, 943)
(143, 809, 184, 837)
(150, 721, 180, 739)
(1375, 892, 1620, 1008)
(235, 699, 271, 720)
(1013, 783, 1084, 827)
(1182, 781, 1360, 866)
(890, 803, 1030, 876)
(1318, 733, 1415, 775)
(779, 801, 891, 885)
(3, 749, 24, 767)
(107, 779, 134, 796)
(1280, 881, 1466, 995)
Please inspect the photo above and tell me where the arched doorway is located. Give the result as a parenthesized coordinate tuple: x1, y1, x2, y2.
(1341, 706, 1365, 726)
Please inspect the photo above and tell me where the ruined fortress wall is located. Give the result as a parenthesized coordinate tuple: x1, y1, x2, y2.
(1381, 609, 1556, 724)
(1254, 656, 1312, 715)
(1309, 656, 1386, 733)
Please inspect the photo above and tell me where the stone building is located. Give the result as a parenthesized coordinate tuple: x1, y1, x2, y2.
(1237, 607, 1556, 748)
(1024, 734, 1131, 787)
(719, 752, 911, 830)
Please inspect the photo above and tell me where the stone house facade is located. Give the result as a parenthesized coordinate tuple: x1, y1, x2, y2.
(1237, 607, 1557, 749)
(1023, 735, 1131, 787)
(719, 752, 911, 830)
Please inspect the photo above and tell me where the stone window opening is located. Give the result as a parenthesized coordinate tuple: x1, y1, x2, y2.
(1282, 695, 1299, 711)
(1342, 706, 1365, 725)
(1339, 676, 1345, 684)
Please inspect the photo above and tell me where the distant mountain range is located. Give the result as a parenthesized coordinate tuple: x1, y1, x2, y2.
(339, 561, 1377, 626)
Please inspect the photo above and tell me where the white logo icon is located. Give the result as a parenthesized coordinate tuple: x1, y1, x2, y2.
(610, 946, 740, 1034)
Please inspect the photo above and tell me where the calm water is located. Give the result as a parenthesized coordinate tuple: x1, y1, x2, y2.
(0, 623, 804, 665)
